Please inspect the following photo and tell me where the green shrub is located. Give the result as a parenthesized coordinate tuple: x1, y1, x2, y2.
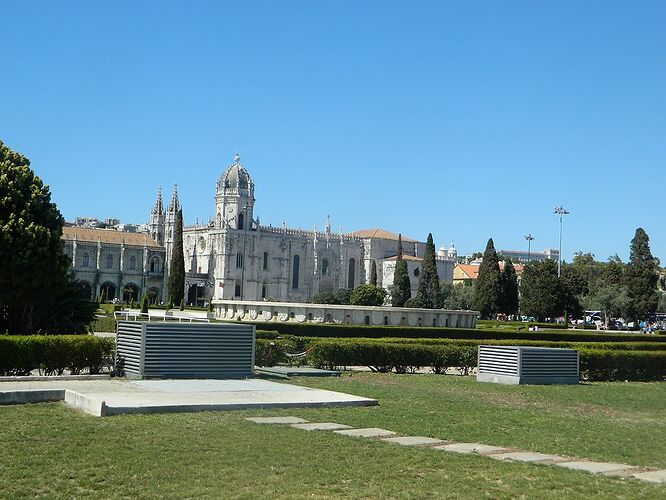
(90, 317, 116, 333)
(255, 339, 286, 367)
(579, 349, 666, 381)
(306, 339, 666, 381)
(0, 335, 115, 376)
(99, 304, 122, 315)
(246, 321, 666, 343)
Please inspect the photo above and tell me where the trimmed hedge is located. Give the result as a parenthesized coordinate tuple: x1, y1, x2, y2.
(0, 335, 115, 376)
(98, 304, 122, 315)
(247, 322, 666, 343)
(90, 317, 117, 333)
(306, 339, 666, 381)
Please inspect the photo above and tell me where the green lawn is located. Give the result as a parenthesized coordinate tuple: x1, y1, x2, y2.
(1, 374, 664, 498)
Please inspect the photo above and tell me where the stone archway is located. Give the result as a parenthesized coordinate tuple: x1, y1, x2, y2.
(100, 282, 116, 302)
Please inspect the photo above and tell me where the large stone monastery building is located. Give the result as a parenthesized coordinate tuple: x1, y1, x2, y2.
(148, 155, 457, 305)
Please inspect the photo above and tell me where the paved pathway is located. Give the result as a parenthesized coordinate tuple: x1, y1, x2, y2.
(245, 416, 666, 485)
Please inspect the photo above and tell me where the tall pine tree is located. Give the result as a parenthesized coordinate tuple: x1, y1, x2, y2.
(390, 234, 411, 307)
(167, 209, 185, 306)
(370, 260, 378, 286)
(473, 238, 501, 319)
(414, 233, 441, 308)
(624, 228, 659, 322)
(499, 258, 519, 315)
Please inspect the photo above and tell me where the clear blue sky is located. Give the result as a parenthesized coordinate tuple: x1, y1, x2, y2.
(2, 1, 665, 263)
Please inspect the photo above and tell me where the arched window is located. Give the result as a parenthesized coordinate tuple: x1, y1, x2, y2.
(292, 255, 300, 289)
(321, 259, 329, 276)
(216, 212, 221, 228)
(106, 254, 113, 269)
(348, 258, 355, 288)
(82, 253, 90, 267)
(150, 256, 160, 272)
(236, 253, 244, 268)
(238, 212, 244, 230)
(263, 251, 268, 270)
(234, 281, 241, 297)
(129, 256, 136, 270)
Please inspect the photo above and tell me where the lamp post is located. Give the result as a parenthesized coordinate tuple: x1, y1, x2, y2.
(553, 206, 570, 277)
(524, 234, 535, 263)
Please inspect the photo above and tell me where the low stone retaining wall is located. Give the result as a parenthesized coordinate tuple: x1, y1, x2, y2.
(213, 300, 478, 328)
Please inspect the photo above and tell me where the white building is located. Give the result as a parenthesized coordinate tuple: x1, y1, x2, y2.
(149, 155, 456, 305)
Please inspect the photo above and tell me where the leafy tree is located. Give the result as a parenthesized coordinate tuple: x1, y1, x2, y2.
(624, 228, 659, 322)
(332, 288, 352, 305)
(167, 209, 185, 306)
(443, 283, 474, 310)
(439, 281, 453, 306)
(600, 254, 625, 288)
(520, 260, 566, 322)
(140, 293, 149, 314)
(370, 260, 378, 287)
(499, 259, 519, 315)
(312, 290, 338, 304)
(658, 293, 666, 313)
(0, 140, 74, 333)
(350, 284, 386, 306)
(473, 238, 501, 319)
(389, 234, 411, 307)
(470, 252, 483, 260)
(585, 285, 631, 328)
(414, 233, 441, 308)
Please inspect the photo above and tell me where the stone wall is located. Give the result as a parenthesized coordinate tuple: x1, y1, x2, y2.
(213, 300, 478, 328)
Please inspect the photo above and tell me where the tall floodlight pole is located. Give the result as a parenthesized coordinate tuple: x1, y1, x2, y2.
(524, 234, 535, 263)
(553, 206, 570, 277)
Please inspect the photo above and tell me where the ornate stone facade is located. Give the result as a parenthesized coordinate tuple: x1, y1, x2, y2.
(62, 227, 166, 302)
(149, 155, 458, 305)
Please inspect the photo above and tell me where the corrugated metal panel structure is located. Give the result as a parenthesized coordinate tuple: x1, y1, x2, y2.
(116, 321, 255, 379)
(477, 345, 578, 385)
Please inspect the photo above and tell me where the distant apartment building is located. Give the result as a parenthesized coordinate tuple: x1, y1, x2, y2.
(499, 248, 559, 264)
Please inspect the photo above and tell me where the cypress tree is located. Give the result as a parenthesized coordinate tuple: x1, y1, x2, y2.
(474, 238, 502, 319)
(390, 234, 411, 307)
(499, 258, 519, 315)
(167, 209, 185, 306)
(140, 293, 149, 314)
(414, 233, 441, 308)
(624, 228, 659, 323)
(370, 260, 378, 287)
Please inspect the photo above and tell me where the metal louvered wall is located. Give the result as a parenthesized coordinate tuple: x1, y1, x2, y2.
(477, 345, 578, 385)
(115, 321, 255, 379)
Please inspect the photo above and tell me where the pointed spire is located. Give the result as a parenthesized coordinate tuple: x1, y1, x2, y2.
(168, 184, 180, 213)
(234, 152, 240, 164)
(152, 187, 164, 215)
(325, 215, 331, 234)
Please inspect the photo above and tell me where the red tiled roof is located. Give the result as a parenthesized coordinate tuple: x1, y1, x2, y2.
(351, 228, 417, 242)
(62, 227, 161, 248)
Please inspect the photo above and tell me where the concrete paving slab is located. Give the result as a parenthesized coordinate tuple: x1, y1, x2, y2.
(334, 428, 396, 438)
(246, 416, 309, 424)
(0, 379, 378, 417)
(290, 422, 354, 431)
(435, 443, 509, 455)
(490, 452, 566, 463)
(632, 469, 666, 484)
(256, 366, 341, 377)
(556, 461, 638, 475)
(381, 436, 446, 447)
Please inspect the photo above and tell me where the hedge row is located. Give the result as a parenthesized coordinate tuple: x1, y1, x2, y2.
(248, 322, 666, 343)
(90, 317, 117, 333)
(305, 339, 666, 381)
(0, 336, 115, 376)
(293, 336, 666, 352)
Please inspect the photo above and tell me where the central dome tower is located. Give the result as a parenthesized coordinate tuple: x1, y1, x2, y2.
(214, 154, 255, 230)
